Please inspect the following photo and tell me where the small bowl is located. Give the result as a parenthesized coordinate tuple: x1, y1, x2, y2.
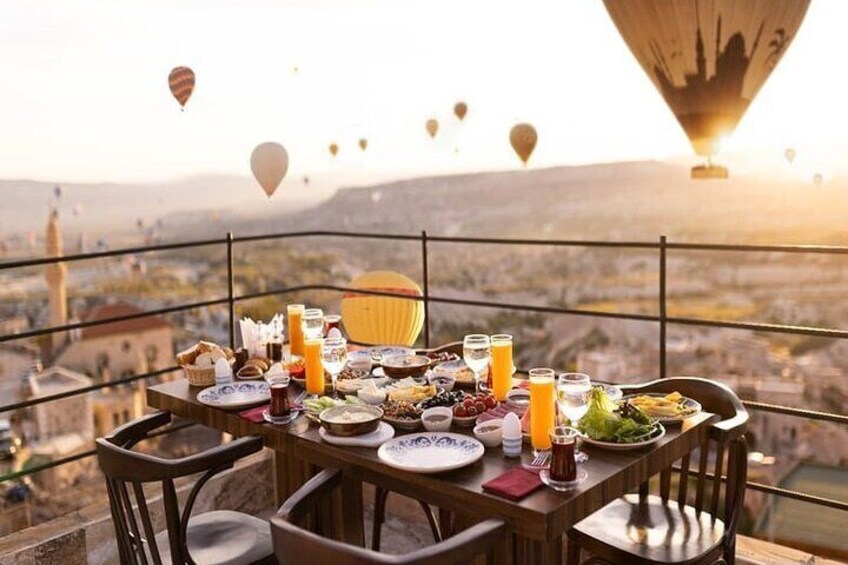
(427, 373, 456, 392)
(318, 405, 383, 437)
(421, 407, 453, 432)
(357, 387, 387, 405)
(506, 388, 530, 408)
(383, 415, 422, 431)
(381, 354, 432, 379)
(452, 413, 478, 428)
(473, 419, 504, 448)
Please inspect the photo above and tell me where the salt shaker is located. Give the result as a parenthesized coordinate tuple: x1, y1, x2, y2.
(502, 412, 522, 458)
(214, 357, 233, 386)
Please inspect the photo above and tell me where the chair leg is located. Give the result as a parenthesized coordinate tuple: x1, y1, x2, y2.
(417, 500, 442, 542)
(371, 486, 390, 551)
(566, 538, 581, 565)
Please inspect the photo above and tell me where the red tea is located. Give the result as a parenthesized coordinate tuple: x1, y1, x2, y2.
(270, 382, 290, 418)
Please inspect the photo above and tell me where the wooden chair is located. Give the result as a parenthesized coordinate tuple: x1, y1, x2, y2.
(369, 340, 463, 550)
(270, 467, 506, 565)
(96, 411, 276, 565)
(567, 377, 749, 565)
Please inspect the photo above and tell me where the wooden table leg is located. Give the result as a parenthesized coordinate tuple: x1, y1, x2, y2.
(338, 475, 365, 547)
(273, 451, 287, 506)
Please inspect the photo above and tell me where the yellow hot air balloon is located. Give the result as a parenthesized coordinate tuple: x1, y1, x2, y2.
(168, 66, 195, 110)
(250, 142, 289, 198)
(359, 138, 368, 151)
(784, 147, 796, 164)
(329, 143, 339, 157)
(454, 102, 468, 121)
(509, 123, 537, 166)
(426, 119, 439, 139)
(604, 0, 810, 174)
(341, 271, 424, 346)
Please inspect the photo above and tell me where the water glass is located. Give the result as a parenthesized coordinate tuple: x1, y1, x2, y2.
(302, 308, 324, 340)
(463, 334, 491, 394)
(322, 337, 348, 395)
(557, 372, 591, 462)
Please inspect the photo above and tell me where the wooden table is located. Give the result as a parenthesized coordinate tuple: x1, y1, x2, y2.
(147, 379, 716, 564)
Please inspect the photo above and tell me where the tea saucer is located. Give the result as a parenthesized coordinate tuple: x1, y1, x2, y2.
(539, 468, 587, 492)
(262, 409, 299, 425)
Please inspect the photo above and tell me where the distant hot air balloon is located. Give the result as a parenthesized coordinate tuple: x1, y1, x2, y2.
(454, 102, 467, 121)
(329, 143, 339, 157)
(303, 175, 310, 185)
(250, 142, 289, 198)
(292, 66, 299, 74)
(341, 271, 424, 346)
(813, 173, 823, 187)
(509, 123, 537, 166)
(425, 119, 439, 139)
(53, 186, 62, 199)
(784, 148, 796, 164)
(604, 0, 810, 175)
(136, 218, 144, 230)
(168, 66, 195, 110)
(359, 138, 368, 151)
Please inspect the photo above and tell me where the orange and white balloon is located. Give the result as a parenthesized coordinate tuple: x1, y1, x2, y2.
(168, 66, 195, 110)
(250, 142, 289, 198)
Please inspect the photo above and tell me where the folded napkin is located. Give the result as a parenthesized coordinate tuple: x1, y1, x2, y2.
(482, 468, 543, 501)
(238, 403, 303, 424)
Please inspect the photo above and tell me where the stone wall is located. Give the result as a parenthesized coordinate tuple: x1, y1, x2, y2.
(0, 450, 273, 565)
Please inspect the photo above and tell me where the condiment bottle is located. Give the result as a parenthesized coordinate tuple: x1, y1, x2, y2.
(214, 357, 233, 386)
(502, 412, 522, 458)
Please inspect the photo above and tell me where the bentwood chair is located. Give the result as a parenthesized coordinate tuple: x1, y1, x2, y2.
(369, 341, 464, 550)
(270, 467, 506, 565)
(567, 377, 749, 565)
(96, 411, 276, 565)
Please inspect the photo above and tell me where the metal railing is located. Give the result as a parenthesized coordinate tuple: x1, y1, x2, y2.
(1, 229, 847, 515)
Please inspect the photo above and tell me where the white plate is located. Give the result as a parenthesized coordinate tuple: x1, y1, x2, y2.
(377, 432, 484, 474)
(318, 421, 395, 447)
(579, 423, 666, 451)
(196, 382, 270, 410)
(620, 393, 702, 425)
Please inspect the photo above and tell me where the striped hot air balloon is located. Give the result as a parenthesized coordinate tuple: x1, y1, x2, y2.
(341, 271, 425, 347)
(168, 66, 196, 109)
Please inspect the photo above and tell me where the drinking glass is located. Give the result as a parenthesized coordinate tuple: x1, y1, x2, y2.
(529, 368, 556, 456)
(557, 372, 591, 462)
(324, 314, 342, 335)
(463, 334, 491, 394)
(267, 375, 293, 423)
(322, 337, 348, 396)
(302, 308, 324, 340)
(549, 426, 579, 482)
(287, 304, 305, 357)
(304, 337, 325, 397)
(490, 334, 513, 401)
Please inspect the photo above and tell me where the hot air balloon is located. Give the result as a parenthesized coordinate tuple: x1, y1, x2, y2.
(604, 0, 810, 178)
(250, 142, 289, 198)
(454, 102, 467, 121)
(784, 148, 796, 164)
(168, 66, 196, 110)
(813, 173, 823, 187)
(509, 123, 537, 166)
(303, 175, 310, 185)
(341, 271, 424, 346)
(136, 218, 144, 230)
(53, 186, 62, 199)
(425, 119, 439, 139)
(329, 143, 339, 157)
(359, 138, 368, 151)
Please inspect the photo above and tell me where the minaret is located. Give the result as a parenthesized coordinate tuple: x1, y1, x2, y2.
(45, 210, 68, 353)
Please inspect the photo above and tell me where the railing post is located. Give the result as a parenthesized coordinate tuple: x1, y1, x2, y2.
(227, 232, 235, 349)
(659, 235, 667, 379)
(421, 230, 431, 348)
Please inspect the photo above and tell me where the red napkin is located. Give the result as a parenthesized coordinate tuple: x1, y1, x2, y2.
(482, 468, 543, 501)
(239, 404, 269, 423)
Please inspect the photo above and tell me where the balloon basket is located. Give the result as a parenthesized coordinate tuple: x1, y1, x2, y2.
(691, 163, 728, 180)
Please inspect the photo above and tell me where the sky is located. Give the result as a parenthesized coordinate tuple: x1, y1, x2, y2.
(0, 0, 846, 186)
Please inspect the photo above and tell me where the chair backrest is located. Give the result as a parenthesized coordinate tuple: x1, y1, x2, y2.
(96, 411, 263, 565)
(620, 377, 749, 558)
(270, 468, 505, 565)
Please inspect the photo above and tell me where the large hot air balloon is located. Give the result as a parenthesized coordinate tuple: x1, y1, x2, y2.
(425, 119, 439, 139)
(454, 102, 468, 121)
(250, 142, 289, 198)
(784, 147, 796, 164)
(329, 143, 339, 157)
(604, 0, 810, 177)
(168, 66, 196, 110)
(341, 271, 424, 346)
(509, 123, 537, 166)
(359, 138, 368, 151)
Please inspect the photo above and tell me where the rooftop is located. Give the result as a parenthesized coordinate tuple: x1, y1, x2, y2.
(78, 302, 170, 340)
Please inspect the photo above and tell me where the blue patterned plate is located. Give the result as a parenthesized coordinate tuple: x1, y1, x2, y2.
(377, 432, 485, 474)
(196, 382, 270, 410)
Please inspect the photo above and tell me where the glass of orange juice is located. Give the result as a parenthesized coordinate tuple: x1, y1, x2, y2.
(529, 368, 556, 455)
(287, 304, 305, 358)
(490, 334, 513, 401)
(304, 337, 324, 396)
